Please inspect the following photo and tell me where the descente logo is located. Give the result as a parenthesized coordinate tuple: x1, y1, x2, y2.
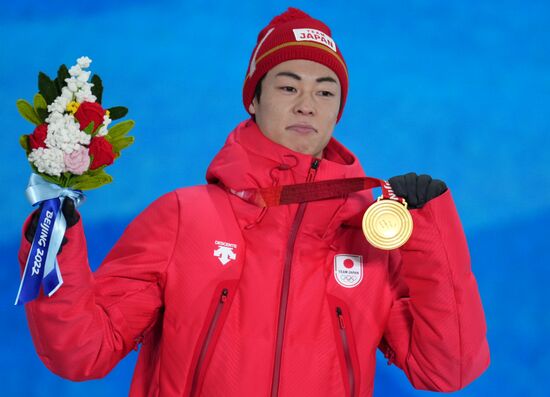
(293, 28, 337, 52)
(213, 240, 237, 266)
(214, 241, 237, 249)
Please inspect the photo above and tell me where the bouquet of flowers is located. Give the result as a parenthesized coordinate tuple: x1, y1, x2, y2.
(15, 56, 134, 305)
(17, 56, 134, 189)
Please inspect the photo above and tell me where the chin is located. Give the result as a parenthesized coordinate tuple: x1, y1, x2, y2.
(290, 145, 316, 156)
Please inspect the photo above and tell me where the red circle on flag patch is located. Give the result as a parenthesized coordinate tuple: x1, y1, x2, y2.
(343, 258, 354, 269)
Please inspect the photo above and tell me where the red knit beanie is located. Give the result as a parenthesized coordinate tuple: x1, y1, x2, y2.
(243, 7, 348, 122)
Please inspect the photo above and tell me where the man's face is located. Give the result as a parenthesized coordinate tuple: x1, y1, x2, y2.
(248, 59, 341, 159)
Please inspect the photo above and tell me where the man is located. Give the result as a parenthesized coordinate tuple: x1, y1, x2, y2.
(20, 7, 489, 397)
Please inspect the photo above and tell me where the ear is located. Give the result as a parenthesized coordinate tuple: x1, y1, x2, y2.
(248, 101, 256, 115)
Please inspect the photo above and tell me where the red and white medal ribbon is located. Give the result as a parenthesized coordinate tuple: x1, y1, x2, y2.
(222, 176, 412, 250)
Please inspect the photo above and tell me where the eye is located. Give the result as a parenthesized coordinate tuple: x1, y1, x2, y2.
(278, 86, 297, 93)
(318, 90, 334, 97)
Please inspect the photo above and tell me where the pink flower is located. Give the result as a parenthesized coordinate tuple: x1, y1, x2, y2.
(64, 146, 90, 175)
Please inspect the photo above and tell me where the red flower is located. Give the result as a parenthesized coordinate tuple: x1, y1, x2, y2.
(29, 123, 48, 149)
(89, 136, 116, 170)
(74, 101, 105, 133)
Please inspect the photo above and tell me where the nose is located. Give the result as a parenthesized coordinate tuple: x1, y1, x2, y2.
(293, 93, 315, 116)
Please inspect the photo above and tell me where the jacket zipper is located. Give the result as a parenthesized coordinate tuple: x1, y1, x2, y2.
(336, 307, 356, 397)
(190, 288, 229, 397)
(271, 159, 320, 397)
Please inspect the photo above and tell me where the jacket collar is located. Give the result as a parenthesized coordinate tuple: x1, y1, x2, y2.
(205, 119, 372, 233)
(206, 119, 365, 189)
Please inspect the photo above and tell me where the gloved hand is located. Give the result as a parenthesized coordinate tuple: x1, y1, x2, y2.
(388, 172, 447, 209)
(24, 198, 80, 252)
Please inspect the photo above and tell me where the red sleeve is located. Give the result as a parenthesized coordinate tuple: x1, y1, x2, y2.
(380, 189, 490, 392)
(18, 191, 180, 381)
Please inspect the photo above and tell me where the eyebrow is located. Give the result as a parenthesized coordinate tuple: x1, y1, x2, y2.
(275, 71, 338, 84)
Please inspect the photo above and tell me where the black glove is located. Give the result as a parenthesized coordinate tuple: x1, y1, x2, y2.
(388, 172, 447, 209)
(24, 198, 80, 252)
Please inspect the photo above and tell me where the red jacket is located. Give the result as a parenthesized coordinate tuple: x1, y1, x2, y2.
(19, 119, 489, 396)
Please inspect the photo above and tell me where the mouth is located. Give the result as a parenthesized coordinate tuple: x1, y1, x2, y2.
(286, 123, 318, 134)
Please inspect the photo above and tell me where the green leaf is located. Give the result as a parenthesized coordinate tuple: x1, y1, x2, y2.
(36, 108, 49, 123)
(56, 64, 70, 93)
(86, 164, 106, 176)
(33, 93, 47, 110)
(91, 74, 103, 104)
(16, 99, 42, 125)
(107, 106, 128, 120)
(59, 172, 73, 187)
(52, 78, 62, 98)
(28, 161, 38, 174)
(91, 124, 104, 137)
(39, 171, 62, 186)
(110, 136, 134, 153)
(83, 121, 95, 134)
(33, 94, 48, 123)
(70, 169, 113, 190)
(20, 135, 30, 152)
(106, 120, 135, 141)
(38, 72, 58, 105)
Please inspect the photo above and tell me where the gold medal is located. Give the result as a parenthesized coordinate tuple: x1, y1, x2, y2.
(362, 197, 413, 250)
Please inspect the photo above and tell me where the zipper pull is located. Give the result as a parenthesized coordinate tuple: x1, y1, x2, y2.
(307, 159, 320, 182)
(311, 159, 320, 169)
(220, 288, 229, 303)
(336, 307, 345, 329)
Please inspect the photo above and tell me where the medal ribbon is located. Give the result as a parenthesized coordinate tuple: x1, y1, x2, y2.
(224, 177, 404, 207)
(15, 174, 85, 305)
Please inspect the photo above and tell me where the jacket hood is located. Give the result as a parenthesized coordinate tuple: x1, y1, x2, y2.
(206, 119, 373, 229)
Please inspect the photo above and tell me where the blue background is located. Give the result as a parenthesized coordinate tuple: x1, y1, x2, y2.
(1, 0, 548, 395)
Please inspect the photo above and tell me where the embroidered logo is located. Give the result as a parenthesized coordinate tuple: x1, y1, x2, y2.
(293, 28, 337, 52)
(213, 241, 237, 265)
(334, 254, 363, 288)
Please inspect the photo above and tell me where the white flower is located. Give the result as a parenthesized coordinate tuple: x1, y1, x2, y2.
(75, 90, 96, 103)
(46, 112, 63, 124)
(76, 56, 92, 69)
(28, 147, 66, 176)
(61, 86, 73, 100)
(77, 71, 91, 82)
(47, 95, 69, 113)
(103, 113, 111, 126)
(47, 100, 66, 115)
(68, 65, 81, 77)
(44, 114, 91, 153)
(97, 125, 109, 137)
(96, 112, 111, 137)
(59, 58, 97, 105)
(67, 80, 78, 92)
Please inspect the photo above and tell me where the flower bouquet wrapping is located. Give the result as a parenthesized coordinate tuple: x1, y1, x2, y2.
(15, 56, 134, 304)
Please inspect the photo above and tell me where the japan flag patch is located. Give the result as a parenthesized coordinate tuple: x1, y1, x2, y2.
(334, 254, 363, 288)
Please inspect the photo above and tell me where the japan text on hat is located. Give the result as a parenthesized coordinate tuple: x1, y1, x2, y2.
(243, 7, 349, 122)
